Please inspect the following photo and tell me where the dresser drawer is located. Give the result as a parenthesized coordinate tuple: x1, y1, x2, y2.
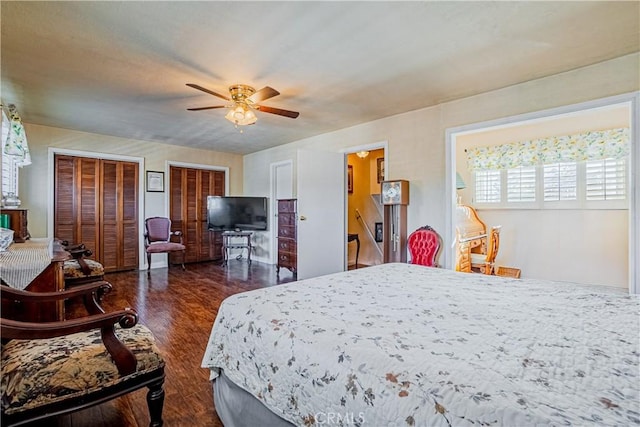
(277, 239, 296, 253)
(277, 252, 297, 268)
(278, 225, 296, 239)
(278, 213, 296, 227)
(278, 199, 296, 214)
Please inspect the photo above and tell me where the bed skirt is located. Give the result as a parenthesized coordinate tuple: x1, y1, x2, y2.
(213, 370, 294, 427)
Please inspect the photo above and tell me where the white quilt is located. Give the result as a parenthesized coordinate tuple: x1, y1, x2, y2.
(202, 263, 639, 426)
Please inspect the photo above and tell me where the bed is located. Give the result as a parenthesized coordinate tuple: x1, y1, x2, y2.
(201, 263, 639, 426)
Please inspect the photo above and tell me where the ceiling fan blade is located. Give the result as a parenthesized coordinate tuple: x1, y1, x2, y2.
(256, 105, 300, 119)
(186, 83, 230, 101)
(187, 106, 226, 111)
(247, 86, 280, 104)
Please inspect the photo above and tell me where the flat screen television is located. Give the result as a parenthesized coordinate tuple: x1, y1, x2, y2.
(207, 196, 268, 231)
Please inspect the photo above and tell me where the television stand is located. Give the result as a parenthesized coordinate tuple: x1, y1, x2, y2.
(221, 231, 253, 266)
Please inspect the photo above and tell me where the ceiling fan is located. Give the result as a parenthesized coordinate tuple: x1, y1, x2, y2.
(186, 83, 299, 128)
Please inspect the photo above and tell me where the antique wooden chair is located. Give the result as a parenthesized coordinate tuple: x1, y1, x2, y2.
(59, 241, 105, 286)
(144, 217, 186, 274)
(407, 225, 441, 267)
(470, 225, 502, 275)
(0, 282, 165, 427)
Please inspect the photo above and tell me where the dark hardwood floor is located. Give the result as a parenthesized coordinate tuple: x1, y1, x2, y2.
(29, 260, 297, 427)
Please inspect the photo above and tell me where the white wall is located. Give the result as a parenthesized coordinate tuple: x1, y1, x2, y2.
(19, 123, 244, 238)
(243, 53, 639, 287)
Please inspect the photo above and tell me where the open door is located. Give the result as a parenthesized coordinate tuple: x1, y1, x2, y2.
(297, 149, 345, 279)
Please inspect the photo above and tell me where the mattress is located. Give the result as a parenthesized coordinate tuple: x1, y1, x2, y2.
(202, 263, 639, 426)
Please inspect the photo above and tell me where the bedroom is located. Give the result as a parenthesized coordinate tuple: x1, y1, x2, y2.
(1, 1, 639, 426)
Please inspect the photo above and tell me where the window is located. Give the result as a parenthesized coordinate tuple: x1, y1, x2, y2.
(474, 158, 627, 208)
(585, 158, 626, 201)
(468, 127, 629, 209)
(543, 162, 577, 201)
(507, 166, 536, 202)
(474, 170, 500, 203)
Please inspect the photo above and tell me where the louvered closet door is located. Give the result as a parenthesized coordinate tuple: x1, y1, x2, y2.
(198, 169, 224, 260)
(54, 155, 100, 255)
(169, 166, 225, 263)
(54, 154, 139, 273)
(101, 160, 139, 272)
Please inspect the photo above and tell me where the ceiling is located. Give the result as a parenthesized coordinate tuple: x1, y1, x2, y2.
(1, 1, 638, 155)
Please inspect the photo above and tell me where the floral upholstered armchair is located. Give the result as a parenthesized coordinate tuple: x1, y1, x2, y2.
(0, 282, 165, 426)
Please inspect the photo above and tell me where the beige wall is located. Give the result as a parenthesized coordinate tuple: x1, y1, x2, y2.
(243, 53, 639, 287)
(19, 123, 244, 238)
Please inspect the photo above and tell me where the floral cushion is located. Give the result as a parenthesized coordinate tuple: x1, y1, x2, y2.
(1, 324, 164, 416)
(63, 259, 104, 278)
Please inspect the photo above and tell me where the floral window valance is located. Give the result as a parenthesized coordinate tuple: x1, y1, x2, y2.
(466, 128, 629, 172)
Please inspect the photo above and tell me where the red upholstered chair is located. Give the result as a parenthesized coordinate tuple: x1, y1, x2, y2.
(408, 225, 441, 267)
(144, 217, 186, 274)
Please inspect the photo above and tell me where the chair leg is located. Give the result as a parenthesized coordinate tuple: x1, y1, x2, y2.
(147, 377, 165, 427)
(147, 253, 152, 276)
(181, 249, 186, 270)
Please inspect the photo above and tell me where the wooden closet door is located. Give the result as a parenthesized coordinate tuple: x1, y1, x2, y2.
(169, 166, 225, 263)
(198, 169, 223, 260)
(54, 154, 138, 273)
(54, 155, 100, 254)
(101, 160, 139, 272)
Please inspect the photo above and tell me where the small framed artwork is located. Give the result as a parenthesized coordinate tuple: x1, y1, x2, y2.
(375, 222, 383, 242)
(347, 165, 353, 193)
(377, 158, 385, 183)
(146, 171, 165, 192)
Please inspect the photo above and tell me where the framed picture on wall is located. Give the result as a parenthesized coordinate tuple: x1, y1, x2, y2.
(375, 222, 383, 242)
(377, 158, 384, 183)
(347, 165, 353, 193)
(146, 171, 165, 192)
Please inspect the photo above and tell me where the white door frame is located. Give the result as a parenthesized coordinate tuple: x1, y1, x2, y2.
(341, 140, 388, 269)
(48, 148, 146, 270)
(445, 91, 639, 294)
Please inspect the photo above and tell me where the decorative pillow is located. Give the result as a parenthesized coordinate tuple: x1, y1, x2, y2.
(1, 324, 164, 415)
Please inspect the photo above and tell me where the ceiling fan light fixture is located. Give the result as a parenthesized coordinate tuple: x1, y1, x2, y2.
(187, 82, 298, 128)
(225, 105, 257, 127)
(356, 151, 370, 158)
(233, 105, 246, 121)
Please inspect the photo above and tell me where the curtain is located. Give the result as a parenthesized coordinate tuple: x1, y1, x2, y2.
(466, 127, 629, 172)
(2, 105, 31, 167)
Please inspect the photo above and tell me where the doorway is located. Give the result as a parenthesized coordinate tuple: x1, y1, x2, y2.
(345, 143, 387, 269)
(445, 92, 639, 293)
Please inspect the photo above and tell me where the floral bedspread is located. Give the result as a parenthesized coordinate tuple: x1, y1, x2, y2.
(202, 263, 639, 426)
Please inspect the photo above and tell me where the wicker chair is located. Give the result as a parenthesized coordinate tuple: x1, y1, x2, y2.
(0, 282, 165, 427)
(407, 225, 441, 267)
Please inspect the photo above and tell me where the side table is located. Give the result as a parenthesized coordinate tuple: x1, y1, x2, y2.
(221, 231, 253, 266)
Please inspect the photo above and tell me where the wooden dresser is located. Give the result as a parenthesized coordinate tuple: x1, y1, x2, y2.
(276, 199, 297, 276)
